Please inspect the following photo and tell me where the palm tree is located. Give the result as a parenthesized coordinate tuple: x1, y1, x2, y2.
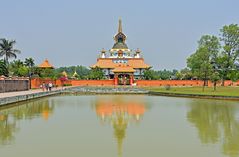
(0, 59, 8, 76)
(24, 57, 35, 89)
(0, 38, 21, 65)
(24, 58, 35, 68)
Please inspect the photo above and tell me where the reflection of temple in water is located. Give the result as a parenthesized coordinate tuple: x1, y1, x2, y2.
(94, 96, 147, 157)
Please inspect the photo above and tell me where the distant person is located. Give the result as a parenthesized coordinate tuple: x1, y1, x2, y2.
(45, 83, 49, 91)
(48, 82, 53, 91)
(41, 82, 46, 91)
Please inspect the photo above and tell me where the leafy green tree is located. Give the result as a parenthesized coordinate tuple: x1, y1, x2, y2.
(10, 59, 24, 68)
(210, 71, 220, 91)
(227, 70, 239, 83)
(75, 65, 90, 79)
(160, 69, 178, 80)
(24, 58, 35, 88)
(55, 65, 90, 79)
(18, 66, 29, 77)
(176, 68, 193, 80)
(187, 47, 212, 86)
(24, 57, 35, 67)
(39, 68, 56, 79)
(219, 24, 239, 86)
(88, 67, 104, 80)
(143, 69, 160, 80)
(8, 60, 24, 76)
(0, 60, 8, 76)
(187, 35, 220, 91)
(31, 66, 41, 78)
(175, 71, 183, 80)
(0, 39, 21, 65)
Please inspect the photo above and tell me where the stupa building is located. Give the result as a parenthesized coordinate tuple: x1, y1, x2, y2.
(91, 19, 150, 85)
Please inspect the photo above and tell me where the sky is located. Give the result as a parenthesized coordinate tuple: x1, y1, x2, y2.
(0, 0, 239, 70)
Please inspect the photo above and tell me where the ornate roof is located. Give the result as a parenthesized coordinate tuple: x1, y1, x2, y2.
(112, 65, 135, 73)
(91, 58, 150, 69)
(38, 59, 54, 68)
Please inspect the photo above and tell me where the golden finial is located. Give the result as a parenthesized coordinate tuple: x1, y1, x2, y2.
(101, 48, 106, 53)
(136, 48, 141, 53)
(118, 18, 122, 33)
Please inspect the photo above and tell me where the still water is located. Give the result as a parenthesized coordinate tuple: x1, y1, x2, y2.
(0, 95, 239, 157)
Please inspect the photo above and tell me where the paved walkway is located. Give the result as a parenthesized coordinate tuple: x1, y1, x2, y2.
(0, 88, 61, 98)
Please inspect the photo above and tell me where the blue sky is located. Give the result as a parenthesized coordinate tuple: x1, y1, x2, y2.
(0, 0, 238, 70)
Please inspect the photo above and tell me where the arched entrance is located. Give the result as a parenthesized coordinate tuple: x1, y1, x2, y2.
(112, 65, 135, 86)
(114, 73, 134, 85)
(118, 74, 130, 85)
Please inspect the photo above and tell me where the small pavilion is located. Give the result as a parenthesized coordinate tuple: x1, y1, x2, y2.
(72, 70, 79, 78)
(38, 59, 54, 69)
(62, 71, 68, 77)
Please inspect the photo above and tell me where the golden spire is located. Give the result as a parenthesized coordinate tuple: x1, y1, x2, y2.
(73, 70, 78, 77)
(62, 71, 68, 77)
(118, 18, 122, 33)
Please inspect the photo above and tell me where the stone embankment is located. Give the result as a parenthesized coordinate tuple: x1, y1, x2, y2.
(65, 86, 149, 94)
(0, 86, 149, 106)
(0, 90, 62, 107)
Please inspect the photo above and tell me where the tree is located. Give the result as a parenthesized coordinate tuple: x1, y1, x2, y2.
(219, 24, 239, 86)
(8, 60, 24, 76)
(187, 35, 220, 91)
(179, 68, 193, 80)
(39, 68, 56, 79)
(0, 39, 21, 65)
(157, 69, 177, 80)
(17, 66, 29, 77)
(0, 60, 8, 76)
(54, 65, 90, 79)
(143, 69, 160, 80)
(187, 47, 212, 90)
(24, 57, 35, 88)
(75, 65, 90, 79)
(24, 58, 35, 69)
(88, 67, 104, 80)
(210, 71, 220, 91)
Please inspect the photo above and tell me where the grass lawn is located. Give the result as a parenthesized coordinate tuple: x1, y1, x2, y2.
(144, 86, 239, 97)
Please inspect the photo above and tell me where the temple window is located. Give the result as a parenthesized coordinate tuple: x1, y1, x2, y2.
(118, 37, 123, 43)
(113, 59, 128, 64)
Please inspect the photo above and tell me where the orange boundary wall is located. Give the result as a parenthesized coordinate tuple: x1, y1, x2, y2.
(136, 80, 239, 87)
(70, 80, 114, 86)
(31, 78, 239, 89)
(31, 78, 114, 88)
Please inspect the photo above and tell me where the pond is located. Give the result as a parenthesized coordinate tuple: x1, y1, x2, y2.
(0, 95, 239, 157)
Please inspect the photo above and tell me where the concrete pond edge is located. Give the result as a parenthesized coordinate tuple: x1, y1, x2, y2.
(1, 87, 239, 107)
(148, 91, 239, 101)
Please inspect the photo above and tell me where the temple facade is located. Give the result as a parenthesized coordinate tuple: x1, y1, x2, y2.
(91, 19, 150, 85)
